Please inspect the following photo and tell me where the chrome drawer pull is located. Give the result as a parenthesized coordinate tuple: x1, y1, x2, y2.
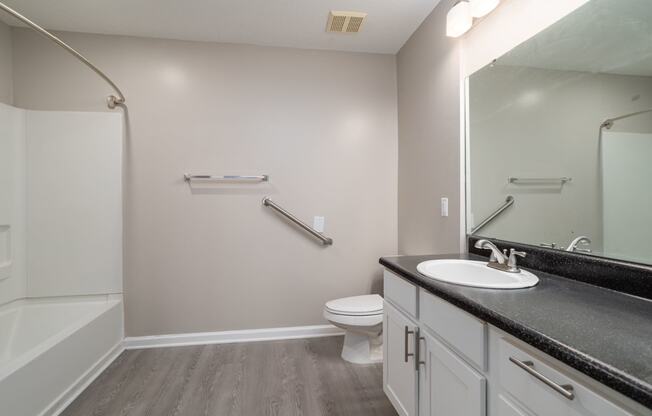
(404, 326, 415, 363)
(510, 357, 575, 400)
(417, 330, 426, 370)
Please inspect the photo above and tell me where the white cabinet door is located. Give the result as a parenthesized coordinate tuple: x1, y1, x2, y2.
(497, 394, 533, 416)
(420, 330, 486, 416)
(384, 301, 419, 416)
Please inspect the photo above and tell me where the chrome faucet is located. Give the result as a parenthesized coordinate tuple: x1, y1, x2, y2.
(474, 239, 507, 264)
(475, 239, 527, 273)
(566, 236, 592, 253)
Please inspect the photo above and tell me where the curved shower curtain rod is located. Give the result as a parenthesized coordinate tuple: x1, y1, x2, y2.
(600, 108, 652, 130)
(0, 1, 125, 109)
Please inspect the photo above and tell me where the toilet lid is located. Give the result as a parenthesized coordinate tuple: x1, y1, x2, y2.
(325, 294, 383, 316)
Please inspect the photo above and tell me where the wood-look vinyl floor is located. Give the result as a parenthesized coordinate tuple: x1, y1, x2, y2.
(61, 336, 398, 416)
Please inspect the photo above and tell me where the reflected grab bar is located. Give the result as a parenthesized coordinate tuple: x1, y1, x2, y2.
(262, 197, 333, 246)
(470, 196, 514, 235)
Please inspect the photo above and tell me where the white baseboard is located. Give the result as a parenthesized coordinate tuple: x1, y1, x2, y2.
(123, 324, 345, 350)
(49, 342, 124, 416)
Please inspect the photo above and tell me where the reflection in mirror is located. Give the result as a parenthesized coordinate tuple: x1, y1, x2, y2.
(466, 0, 652, 264)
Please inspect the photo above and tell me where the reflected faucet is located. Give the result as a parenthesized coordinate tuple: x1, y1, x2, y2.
(566, 236, 592, 253)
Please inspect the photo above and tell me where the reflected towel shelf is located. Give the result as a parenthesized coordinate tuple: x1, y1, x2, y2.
(507, 177, 571, 185)
(184, 174, 269, 183)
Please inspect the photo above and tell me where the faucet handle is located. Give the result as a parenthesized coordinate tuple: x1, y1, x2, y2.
(507, 249, 526, 271)
(539, 243, 557, 249)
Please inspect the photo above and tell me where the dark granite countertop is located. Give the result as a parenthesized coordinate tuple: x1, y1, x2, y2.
(380, 253, 652, 410)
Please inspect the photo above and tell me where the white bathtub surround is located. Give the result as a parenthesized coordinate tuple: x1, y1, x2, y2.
(25, 110, 123, 297)
(0, 103, 123, 304)
(0, 103, 124, 415)
(0, 295, 124, 416)
(123, 324, 344, 350)
(0, 103, 26, 305)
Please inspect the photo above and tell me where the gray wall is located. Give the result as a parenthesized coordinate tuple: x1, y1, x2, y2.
(396, 0, 462, 255)
(0, 20, 13, 104)
(11, 29, 398, 336)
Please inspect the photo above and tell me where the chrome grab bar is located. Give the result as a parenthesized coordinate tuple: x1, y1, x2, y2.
(0, 1, 125, 108)
(184, 174, 269, 182)
(509, 357, 575, 400)
(262, 197, 333, 246)
(471, 196, 514, 235)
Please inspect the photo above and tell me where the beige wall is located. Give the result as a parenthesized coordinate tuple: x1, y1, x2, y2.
(396, 0, 463, 255)
(11, 29, 398, 336)
(0, 20, 13, 104)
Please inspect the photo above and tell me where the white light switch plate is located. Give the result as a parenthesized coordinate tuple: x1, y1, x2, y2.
(441, 198, 449, 217)
(313, 216, 325, 232)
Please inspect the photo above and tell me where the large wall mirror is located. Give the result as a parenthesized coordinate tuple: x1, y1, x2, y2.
(466, 0, 652, 264)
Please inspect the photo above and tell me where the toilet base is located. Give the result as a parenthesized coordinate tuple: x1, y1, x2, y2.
(341, 331, 383, 364)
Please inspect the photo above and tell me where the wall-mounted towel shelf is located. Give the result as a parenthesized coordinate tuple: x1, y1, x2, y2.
(262, 197, 333, 246)
(184, 174, 269, 183)
(508, 177, 571, 185)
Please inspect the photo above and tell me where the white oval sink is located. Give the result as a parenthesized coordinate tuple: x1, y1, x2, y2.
(416, 260, 539, 289)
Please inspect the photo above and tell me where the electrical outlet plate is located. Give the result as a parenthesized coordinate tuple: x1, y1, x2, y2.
(313, 216, 325, 232)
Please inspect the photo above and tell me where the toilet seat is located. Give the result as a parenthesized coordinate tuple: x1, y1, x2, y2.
(323, 308, 383, 327)
(324, 294, 383, 316)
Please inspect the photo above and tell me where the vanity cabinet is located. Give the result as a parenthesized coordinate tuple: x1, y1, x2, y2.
(383, 270, 487, 416)
(382, 270, 647, 416)
(384, 301, 419, 416)
(419, 329, 486, 416)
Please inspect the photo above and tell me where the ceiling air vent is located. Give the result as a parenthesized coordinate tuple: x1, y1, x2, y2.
(326, 11, 367, 33)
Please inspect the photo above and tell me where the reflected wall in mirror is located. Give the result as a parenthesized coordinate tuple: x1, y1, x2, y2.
(467, 0, 652, 264)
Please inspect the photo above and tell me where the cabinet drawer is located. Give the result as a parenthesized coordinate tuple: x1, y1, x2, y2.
(419, 290, 486, 371)
(384, 270, 418, 318)
(498, 337, 634, 416)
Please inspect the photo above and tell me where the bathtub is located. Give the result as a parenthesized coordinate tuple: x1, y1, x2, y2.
(0, 295, 123, 416)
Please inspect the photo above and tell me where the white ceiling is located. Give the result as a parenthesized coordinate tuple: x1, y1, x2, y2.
(0, 0, 441, 54)
(496, 0, 652, 77)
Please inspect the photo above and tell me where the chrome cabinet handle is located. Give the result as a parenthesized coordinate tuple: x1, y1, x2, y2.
(417, 330, 425, 370)
(509, 357, 575, 400)
(404, 326, 415, 363)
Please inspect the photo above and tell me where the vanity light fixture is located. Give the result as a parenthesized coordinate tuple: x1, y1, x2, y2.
(470, 0, 500, 18)
(446, 1, 473, 38)
(446, 0, 500, 38)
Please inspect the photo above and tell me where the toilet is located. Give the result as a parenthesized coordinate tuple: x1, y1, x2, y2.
(323, 294, 384, 364)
